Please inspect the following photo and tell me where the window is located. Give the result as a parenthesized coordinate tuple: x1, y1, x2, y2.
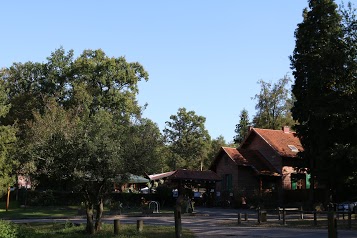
(291, 173, 306, 190)
(288, 145, 299, 152)
(223, 174, 233, 191)
(306, 173, 311, 189)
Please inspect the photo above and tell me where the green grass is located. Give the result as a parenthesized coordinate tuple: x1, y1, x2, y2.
(17, 222, 195, 238)
(0, 202, 79, 219)
(0, 201, 175, 219)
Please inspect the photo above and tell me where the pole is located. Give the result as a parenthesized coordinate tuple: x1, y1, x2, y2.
(114, 219, 120, 235)
(137, 220, 144, 232)
(328, 211, 337, 238)
(282, 207, 286, 225)
(313, 211, 317, 226)
(6, 186, 10, 212)
(174, 205, 182, 238)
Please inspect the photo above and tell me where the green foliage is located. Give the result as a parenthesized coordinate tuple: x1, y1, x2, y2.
(163, 108, 211, 170)
(1, 47, 150, 234)
(15, 223, 196, 238)
(290, 0, 357, 196)
(233, 109, 251, 145)
(121, 118, 166, 175)
(28, 190, 56, 206)
(206, 136, 230, 169)
(0, 220, 18, 238)
(252, 75, 295, 129)
(0, 82, 17, 196)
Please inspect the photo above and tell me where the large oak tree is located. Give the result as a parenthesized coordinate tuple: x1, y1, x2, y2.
(2, 48, 153, 234)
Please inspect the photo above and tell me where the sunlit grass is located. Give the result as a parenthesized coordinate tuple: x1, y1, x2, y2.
(18, 222, 196, 238)
(0, 202, 79, 219)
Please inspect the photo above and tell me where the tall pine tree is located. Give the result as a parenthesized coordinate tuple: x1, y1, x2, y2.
(290, 0, 357, 201)
(234, 109, 251, 145)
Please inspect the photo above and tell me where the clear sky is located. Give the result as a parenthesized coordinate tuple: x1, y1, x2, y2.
(0, 0, 347, 143)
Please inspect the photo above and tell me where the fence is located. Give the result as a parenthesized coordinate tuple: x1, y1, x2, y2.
(236, 207, 357, 230)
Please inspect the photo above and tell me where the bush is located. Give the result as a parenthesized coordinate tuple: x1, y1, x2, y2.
(0, 220, 18, 238)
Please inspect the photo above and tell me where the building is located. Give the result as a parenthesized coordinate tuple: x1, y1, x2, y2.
(210, 126, 307, 207)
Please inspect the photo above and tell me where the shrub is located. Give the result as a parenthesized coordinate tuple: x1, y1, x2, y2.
(0, 220, 18, 238)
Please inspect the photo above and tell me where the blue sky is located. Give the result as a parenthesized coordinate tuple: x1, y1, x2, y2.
(0, 0, 347, 142)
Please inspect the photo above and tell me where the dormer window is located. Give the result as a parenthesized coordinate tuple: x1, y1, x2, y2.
(288, 145, 299, 152)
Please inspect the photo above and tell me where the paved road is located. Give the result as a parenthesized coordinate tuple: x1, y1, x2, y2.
(10, 207, 357, 238)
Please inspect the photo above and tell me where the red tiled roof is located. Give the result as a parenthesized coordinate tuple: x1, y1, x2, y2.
(252, 128, 303, 157)
(222, 147, 249, 165)
(238, 149, 280, 176)
(220, 147, 279, 176)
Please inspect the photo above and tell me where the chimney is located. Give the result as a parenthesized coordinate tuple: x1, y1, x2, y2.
(248, 126, 253, 132)
(283, 126, 290, 133)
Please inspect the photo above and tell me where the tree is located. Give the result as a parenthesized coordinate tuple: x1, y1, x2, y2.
(121, 118, 166, 175)
(2, 48, 149, 234)
(0, 81, 17, 196)
(234, 109, 251, 145)
(70, 49, 148, 119)
(252, 76, 295, 129)
(290, 0, 357, 201)
(28, 102, 126, 233)
(338, 2, 357, 196)
(205, 135, 231, 169)
(163, 108, 211, 170)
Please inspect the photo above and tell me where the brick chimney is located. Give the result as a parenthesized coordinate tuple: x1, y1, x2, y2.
(283, 126, 290, 133)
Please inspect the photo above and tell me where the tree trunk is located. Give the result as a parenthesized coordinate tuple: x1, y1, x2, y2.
(86, 205, 95, 234)
(95, 199, 104, 231)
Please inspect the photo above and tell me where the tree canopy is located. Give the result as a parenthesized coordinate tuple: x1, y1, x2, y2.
(163, 107, 211, 170)
(290, 0, 357, 200)
(252, 76, 295, 129)
(234, 109, 251, 145)
(0, 81, 17, 196)
(1, 48, 152, 234)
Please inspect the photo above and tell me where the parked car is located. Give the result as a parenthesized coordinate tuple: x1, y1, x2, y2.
(337, 201, 357, 213)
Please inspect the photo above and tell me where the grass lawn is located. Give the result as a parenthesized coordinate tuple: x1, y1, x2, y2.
(0, 202, 194, 237)
(0, 201, 175, 219)
(0, 201, 79, 219)
(17, 222, 195, 238)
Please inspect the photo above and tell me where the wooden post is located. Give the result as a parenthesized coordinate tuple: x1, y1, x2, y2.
(237, 212, 241, 225)
(137, 220, 144, 232)
(282, 207, 286, 225)
(328, 211, 337, 238)
(114, 219, 120, 235)
(257, 207, 261, 224)
(244, 212, 248, 221)
(300, 206, 304, 220)
(174, 205, 182, 238)
(313, 211, 317, 226)
(6, 186, 10, 212)
(261, 210, 267, 222)
(278, 207, 281, 220)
